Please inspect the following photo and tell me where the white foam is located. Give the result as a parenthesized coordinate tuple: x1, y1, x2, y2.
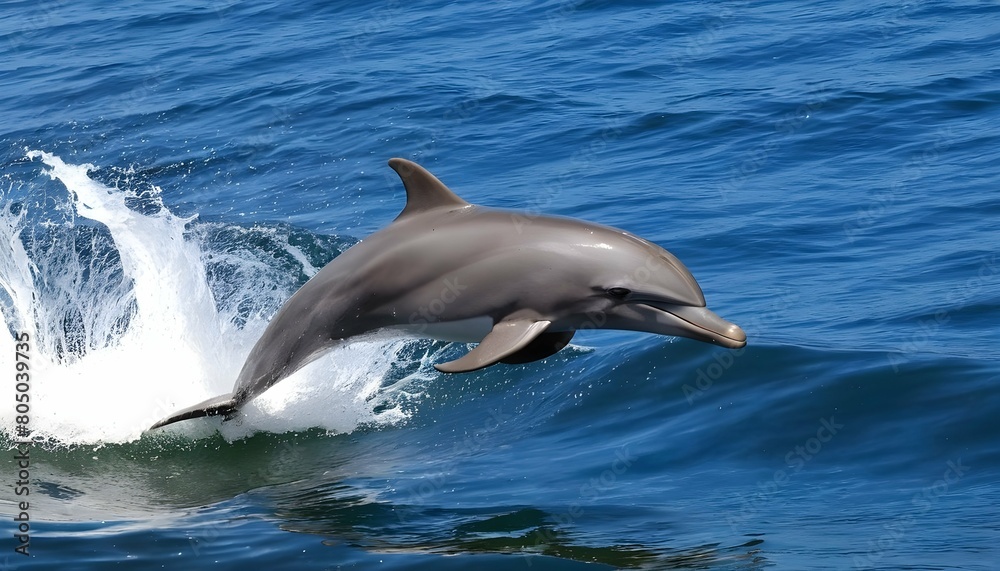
(0, 152, 431, 446)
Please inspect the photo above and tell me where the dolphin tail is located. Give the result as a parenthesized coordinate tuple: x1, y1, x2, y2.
(148, 393, 237, 431)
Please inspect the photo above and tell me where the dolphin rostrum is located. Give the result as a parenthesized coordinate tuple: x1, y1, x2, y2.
(149, 158, 746, 430)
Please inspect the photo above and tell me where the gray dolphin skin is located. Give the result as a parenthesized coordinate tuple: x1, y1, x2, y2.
(149, 158, 746, 430)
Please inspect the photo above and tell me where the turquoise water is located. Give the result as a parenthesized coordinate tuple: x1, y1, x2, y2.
(2, 1, 1000, 569)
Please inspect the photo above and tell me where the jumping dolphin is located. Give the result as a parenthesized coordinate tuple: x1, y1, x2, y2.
(149, 158, 746, 430)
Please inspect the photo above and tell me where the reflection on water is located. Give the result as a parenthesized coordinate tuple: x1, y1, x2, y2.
(3, 430, 768, 569)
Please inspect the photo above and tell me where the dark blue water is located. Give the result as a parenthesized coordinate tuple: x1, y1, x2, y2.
(2, 1, 999, 569)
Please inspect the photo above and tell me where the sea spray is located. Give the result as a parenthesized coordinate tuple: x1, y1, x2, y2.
(0, 152, 436, 445)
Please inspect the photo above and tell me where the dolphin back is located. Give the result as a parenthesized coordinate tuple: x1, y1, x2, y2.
(148, 393, 237, 431)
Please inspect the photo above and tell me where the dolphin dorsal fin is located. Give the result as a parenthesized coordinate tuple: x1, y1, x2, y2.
(388, 158, 469, 221)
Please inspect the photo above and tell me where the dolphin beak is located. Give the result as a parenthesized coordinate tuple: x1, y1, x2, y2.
(639, 303, 747, 349)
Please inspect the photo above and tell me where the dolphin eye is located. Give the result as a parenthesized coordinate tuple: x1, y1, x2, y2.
(606, 287, 631, 299)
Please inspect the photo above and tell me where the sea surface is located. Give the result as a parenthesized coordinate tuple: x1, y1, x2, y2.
(1, 1, 999, 569)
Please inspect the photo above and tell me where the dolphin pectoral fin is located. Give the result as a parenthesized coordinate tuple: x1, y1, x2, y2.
(147, 393, 237, 431)
(434, 320, 552, 373)
(500, 330, 575, 364)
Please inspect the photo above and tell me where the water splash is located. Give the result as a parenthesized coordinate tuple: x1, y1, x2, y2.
(0, 152, 433, 445)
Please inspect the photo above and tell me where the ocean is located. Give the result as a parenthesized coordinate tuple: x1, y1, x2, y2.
(1, 1, 999, 569)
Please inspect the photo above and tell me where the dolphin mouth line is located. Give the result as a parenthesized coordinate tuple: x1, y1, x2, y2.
(641, 303, 748, 348)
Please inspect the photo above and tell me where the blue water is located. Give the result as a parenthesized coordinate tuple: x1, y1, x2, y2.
(2, 1, 999, 569)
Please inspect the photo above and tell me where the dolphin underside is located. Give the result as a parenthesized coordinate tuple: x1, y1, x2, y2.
(149, 393, 237, 430)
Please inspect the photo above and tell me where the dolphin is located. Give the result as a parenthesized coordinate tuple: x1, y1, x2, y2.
(149, 158, 746, 430)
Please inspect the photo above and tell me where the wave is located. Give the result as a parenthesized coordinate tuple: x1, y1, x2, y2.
(0, 152, 436, 445)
